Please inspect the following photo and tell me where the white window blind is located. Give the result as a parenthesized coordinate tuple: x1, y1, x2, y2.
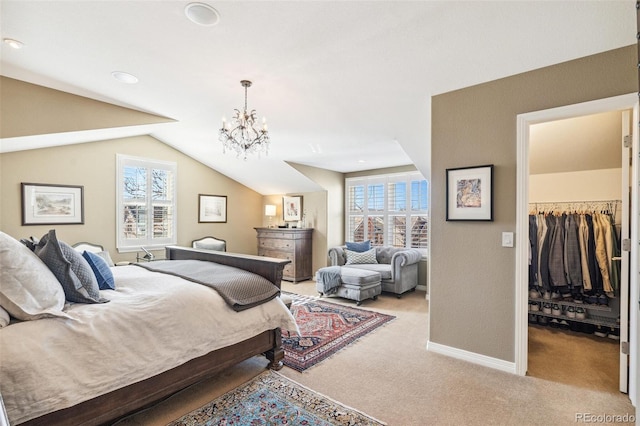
(345, 172, 428, 252)
(117, 154, 177, 252)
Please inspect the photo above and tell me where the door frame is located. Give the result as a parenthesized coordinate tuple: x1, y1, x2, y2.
(515, 93, 638, 400)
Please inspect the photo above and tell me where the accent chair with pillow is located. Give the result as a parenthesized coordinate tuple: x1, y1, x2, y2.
(192, 236, 226, 252)
(328, 243, 422, 297)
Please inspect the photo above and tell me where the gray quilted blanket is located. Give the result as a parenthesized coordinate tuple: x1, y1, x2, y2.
(134, 260, 279, 311)
(315, 265, 342, 295)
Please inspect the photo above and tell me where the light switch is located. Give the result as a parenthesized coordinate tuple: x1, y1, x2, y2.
(502, 232, 514, 247)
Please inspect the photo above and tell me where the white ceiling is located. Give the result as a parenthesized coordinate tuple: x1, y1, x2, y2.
(0, 1, 635, 194)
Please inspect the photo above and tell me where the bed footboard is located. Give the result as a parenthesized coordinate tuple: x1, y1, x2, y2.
(165, 245, 290, 288)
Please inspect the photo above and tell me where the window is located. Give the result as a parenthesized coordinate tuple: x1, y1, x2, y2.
(346, 172, 428, 252)
(117, 154, 177, 252)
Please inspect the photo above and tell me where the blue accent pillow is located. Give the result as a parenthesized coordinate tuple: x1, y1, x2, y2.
(82, 250, 116, 290)
(345, 240, 371, 253)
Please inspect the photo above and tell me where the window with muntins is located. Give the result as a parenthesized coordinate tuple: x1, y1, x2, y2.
(345, 172, 428, 252)
(117, 154, 177, 252)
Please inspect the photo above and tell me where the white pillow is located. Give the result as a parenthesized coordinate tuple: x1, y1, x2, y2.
(345, 248, 378, 265)
(0, 231, 68, 320)
(0, 305, 10, 327)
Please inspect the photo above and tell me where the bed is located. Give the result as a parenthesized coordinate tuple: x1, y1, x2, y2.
(0, 239, 297, 426)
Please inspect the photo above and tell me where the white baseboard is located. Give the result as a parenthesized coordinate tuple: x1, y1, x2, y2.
(426, 341, 516, 374)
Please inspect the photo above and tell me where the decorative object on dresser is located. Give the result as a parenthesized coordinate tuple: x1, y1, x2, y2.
(264, 204, 277, 228)
(21, 183, 84, 225)
(282, 195, 302, 222)
(198, 194, 227, 223)
(255, 227, 312, 283)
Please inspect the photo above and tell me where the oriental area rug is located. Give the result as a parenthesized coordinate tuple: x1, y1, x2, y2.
(167, 370, 385, 426)
(281, 293, 395, 372)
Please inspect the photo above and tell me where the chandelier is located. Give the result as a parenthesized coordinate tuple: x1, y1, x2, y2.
(219, 80, 270, 160)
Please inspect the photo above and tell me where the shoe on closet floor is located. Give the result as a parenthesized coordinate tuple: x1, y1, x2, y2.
(528, 313, 538, 324)
(551, 304, 561, 316)
(569, 321, 581, 332)
(529, 301, 540, 312)
(575, 307, 586, 320)
(597, 294, 609, 306)
(586, 294, 599, 305)
(572, 293, 583, 304)
(608, 328, 620, 340)
(594, 326, 608, 337)
(538, 316, 548, 326)
(549, 318, 560, 328)
(529, 288, 541, 299)
(542, 303, 552, 314)
(566, 306, 576, 319)
(559, 320, 570, 330)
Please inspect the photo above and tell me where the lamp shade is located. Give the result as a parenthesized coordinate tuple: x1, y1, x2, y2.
(264, 205, 277, 216)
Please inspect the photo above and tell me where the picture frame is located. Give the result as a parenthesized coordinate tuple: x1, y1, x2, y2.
(446, 165, 494, 221)
(21, 183, 84, 225)
(198, 194, 227, 223)
(282, 195, 302, 222)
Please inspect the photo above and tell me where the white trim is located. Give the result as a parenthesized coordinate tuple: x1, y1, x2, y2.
(426, 341, 516, 374)
(515, 93, 638, 395)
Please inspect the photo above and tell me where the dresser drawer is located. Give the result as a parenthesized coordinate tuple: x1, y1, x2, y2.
(259, 249, 293, 261)
(256, 230, 296, 240)
(258, 238, 294, 250)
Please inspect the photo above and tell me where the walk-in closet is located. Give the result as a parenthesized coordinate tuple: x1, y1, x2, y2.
(527, 110, 630, 393)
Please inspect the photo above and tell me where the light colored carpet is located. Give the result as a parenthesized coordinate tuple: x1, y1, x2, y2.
(119, 281, 635, 425)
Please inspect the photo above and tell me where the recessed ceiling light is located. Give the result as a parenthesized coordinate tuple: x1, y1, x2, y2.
(111, 71, 138, 84)
(185, 3, 220, 26)
(3, 38, 24, 49)
(358, 160, 366, 163)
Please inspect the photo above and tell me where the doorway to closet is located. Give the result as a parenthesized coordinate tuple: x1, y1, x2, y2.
(526, 109, 628, 393)
(514, 93, 638, 402)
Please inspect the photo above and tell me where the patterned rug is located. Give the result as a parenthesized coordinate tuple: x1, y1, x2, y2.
(168, 370, 386, 426)
(281, 293, 395, 371)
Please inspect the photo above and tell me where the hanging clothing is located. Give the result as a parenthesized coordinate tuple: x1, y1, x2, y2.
(564, 213, 582, 288)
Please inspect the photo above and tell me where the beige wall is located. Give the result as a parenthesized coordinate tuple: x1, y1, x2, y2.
(0, 76, 172, 138)
(261, 160, 344, 277)
(0, 135, 264, 263)
(430, 45, 636, 362)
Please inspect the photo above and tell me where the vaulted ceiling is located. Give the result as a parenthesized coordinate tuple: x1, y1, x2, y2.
(0, 1, 635, 194)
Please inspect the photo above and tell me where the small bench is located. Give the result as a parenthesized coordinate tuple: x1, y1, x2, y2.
(316, 266, 381, 306)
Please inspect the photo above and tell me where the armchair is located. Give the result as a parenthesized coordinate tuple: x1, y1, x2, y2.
(327, 246, 422, 297)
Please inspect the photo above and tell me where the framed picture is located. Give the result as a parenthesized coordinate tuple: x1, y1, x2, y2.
(282, 195, 302, 222)
(21, 183, 84, 225)
(446, 165, 494, 221)
(198, 194, 227, 223)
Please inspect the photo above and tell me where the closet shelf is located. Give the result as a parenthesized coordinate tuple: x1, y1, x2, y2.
(531, 311, 619, 329)
(529, 297, 612, 312)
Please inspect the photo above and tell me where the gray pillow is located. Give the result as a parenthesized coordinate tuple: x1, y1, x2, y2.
(35, 230, 108, 304)
(345, 248, 378, 265)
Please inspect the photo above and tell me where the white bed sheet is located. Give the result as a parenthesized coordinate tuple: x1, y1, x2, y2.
(0, 265, 298, 424)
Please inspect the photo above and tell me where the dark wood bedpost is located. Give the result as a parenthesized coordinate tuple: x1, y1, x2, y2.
(264, 328, 284, 370)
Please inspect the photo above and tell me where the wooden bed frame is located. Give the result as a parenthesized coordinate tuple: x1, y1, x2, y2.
(20, 246, 291, 426)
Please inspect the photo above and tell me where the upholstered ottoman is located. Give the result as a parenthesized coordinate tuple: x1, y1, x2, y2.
(316, 267, 381, 306)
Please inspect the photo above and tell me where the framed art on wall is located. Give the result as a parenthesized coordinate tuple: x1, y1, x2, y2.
(282, 195, 302, 222)
(21, 183, 84, 225)
(446, 165, 493, 221)
(198, 194, 227, 223)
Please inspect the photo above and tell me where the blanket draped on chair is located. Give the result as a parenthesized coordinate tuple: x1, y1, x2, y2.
(315, 266, 343, 294)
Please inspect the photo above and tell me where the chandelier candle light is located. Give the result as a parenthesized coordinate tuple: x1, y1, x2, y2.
(219, 80, 270, 160)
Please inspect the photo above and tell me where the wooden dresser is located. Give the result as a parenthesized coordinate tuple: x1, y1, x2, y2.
(255, 228, 313, 283)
